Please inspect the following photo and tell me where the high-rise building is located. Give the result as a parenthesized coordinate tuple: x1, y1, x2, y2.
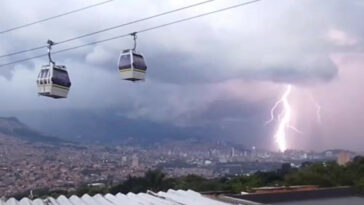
(337, 152, 351, 166)
(251, 146, 257, 158)
(230, 147, 236, 158)
(131, 154, 139, 168)
(121, 156, 127, 166)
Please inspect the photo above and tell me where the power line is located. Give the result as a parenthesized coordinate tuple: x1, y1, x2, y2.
(0, 0, 114, 35)
(0, 45, 47, 59)
(56, 0, 216, 45)
(0, 0, 215, 59)
(0, 0, 262, 68)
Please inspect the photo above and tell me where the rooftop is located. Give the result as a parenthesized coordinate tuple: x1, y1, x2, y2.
(223, 186, 364, 205)
(0, 189, 230, 205)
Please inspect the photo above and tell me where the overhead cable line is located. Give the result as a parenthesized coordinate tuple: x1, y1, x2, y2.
(0, 0, 114, 35)
(0, 0, 261, 68)
(0, 0, 215, 59)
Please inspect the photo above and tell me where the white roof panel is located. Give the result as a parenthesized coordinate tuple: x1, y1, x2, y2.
(0, 190, 231, 205)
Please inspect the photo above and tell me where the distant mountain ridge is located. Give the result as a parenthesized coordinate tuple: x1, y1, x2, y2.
(0, 117, 65, 144)
(13, 109, 224, 146)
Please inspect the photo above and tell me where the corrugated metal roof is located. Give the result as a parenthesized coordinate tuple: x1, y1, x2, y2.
(0, 189, 231, 205)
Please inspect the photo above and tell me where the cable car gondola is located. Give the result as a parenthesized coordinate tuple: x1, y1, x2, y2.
(36, 40, 71, 99)
(118, 32, 147, 81)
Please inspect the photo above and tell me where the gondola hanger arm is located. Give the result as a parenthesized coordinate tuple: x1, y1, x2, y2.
(130, 32, 137, 51)
(47, 40, 56, 65)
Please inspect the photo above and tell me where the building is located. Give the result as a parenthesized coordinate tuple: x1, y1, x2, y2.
(220, 186, 364, 205)
(337, 152, 352, 166)
(131, 154, 139, 168)
(2, 187, 364, 205)
(121, 156, 127, 165)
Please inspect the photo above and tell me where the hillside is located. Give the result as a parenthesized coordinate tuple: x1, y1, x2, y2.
(0, 117, 65, 144)
(15, 109, 225, 145)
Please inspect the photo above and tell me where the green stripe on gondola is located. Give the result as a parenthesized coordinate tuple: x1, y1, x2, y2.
(53, 84, 70, 90)
(119, 68, 146, 73)
(134, 69, 146, 73)
(120, 68, 132, 72)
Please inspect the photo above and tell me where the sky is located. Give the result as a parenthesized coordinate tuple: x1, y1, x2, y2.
(0, 0, 363, 152)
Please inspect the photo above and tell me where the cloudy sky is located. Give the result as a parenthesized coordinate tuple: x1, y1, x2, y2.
(0, 0, 363, 152)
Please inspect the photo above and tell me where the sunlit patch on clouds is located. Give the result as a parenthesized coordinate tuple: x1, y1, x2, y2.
(327, 28, 358, 46)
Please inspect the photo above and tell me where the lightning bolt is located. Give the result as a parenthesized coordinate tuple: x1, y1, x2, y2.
(309, 93, 322, 124)
(266, 87, 322, 152)
(266, 84, 297, 153)
(314, 102, 322, 123)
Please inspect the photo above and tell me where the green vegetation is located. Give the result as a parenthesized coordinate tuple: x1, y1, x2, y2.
(110, 170, 173, 194)
(108, 157, 364, 194)
(285, 156, 364, 191)
(13, 157, 364, 199)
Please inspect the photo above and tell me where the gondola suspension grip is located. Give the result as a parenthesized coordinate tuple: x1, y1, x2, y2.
(47, 40, 55, 65)
(131, 32, 137, 51)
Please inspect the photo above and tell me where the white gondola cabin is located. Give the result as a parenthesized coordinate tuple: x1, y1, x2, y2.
(36, 64, 71, 99)
(36, 40, 71, 99)
(118, 32, 147, 81)
(118, 49, 147, 81)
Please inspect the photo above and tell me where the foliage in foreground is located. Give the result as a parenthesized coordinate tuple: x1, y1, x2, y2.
(12, 156, 364, 199)
(285, 156, 364, 190)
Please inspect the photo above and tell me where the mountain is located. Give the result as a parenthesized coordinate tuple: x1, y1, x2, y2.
(0, 117, 65, 144)
(13, 109, 224, 146)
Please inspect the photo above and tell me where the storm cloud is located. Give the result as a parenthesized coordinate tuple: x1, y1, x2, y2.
(0, 0, 363, 151)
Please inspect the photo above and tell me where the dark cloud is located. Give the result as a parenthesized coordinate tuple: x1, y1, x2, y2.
(0, 0, 363, 151)
(0, 0, 350, 84)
